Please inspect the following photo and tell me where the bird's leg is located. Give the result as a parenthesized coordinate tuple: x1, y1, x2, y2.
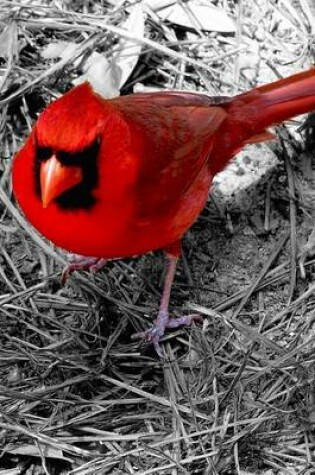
(62, 254, 107, 284)
(133, 247, 202, 356)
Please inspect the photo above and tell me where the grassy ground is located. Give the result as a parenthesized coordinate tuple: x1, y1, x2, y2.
(1, 1, 315, 474)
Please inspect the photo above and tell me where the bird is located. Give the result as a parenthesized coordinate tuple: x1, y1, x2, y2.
(12, 68, 315, 355)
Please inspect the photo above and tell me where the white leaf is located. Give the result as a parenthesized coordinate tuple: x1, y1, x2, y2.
(157, 0, 236, 33)
(106, 0, 126, 6)
(73, 52, 120, 98)
(113, 3, 145, 89)
(0, 23, 18, 59)
(41, 41, 77, 60)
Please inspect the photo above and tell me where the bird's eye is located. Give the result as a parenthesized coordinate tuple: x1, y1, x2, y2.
(37, 147, 52, 162)
(57, 139, 100, 166)
(57, 151, 73, 164)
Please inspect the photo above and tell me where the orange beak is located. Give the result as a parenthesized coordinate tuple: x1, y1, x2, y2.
(40, 155, 83, 208)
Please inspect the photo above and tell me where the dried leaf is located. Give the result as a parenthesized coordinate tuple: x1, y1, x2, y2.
(42, 42, 121, 97)
(73, 52, 120, 98)
(8, 444, 73, 463)
(105, 0, 126, 6)
(55, 4, 144, 97)
(145, 0, 176, 10)
(41, 41, 77, 60)
(157, 0, 236, 33)
(0, 22, 18, 59)
(113, 2, 145, 89)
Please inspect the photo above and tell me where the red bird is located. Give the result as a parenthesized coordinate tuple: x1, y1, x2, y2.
(12, 68, 315, 355)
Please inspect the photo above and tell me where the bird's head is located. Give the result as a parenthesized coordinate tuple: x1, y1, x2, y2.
(34, 82, 109, 210)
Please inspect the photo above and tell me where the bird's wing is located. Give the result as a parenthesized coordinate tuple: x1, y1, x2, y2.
(117, 90, 231, 108)
(114, 93, 228, 221)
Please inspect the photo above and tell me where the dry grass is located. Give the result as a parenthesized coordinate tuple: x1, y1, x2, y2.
(1, 1, 315, 474)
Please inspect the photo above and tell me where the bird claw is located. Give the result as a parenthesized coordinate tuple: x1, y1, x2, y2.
(132, 313, 202, 357)
(62, 255, 107, 284)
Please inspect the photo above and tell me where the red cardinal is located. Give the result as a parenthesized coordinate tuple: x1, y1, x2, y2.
(12, 68, 315, 355)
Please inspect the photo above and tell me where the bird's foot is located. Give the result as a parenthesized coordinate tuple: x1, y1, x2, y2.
(133, 311, 202, 357)
(62, 254, 107, 284)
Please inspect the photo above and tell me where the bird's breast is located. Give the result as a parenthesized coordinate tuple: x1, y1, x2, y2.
(18, 161, 212, 259)
(13, 128, 213, 258)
